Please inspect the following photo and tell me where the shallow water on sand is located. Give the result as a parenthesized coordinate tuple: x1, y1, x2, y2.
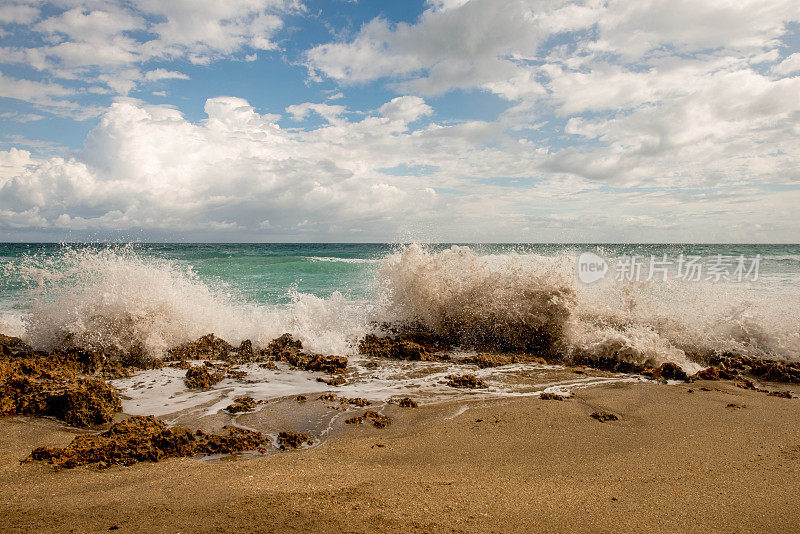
(110, 356, 644, 447)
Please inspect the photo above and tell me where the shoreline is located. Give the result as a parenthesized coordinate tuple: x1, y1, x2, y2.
(3, 379, 800, 532)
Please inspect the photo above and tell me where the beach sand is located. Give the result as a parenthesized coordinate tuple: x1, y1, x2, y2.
(2, 380, 799, 533)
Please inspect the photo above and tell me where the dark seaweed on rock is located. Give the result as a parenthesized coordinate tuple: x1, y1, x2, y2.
(345, 410, 392, 429)
(277, 431, 312, 449)
(358, 333, 450, 361)
(266, 333, 348, 374)
(446, 374, 487, 389)
(1, 334, 122, 427)
(184, 365, 223, 389)
(225, 395, 261, 414)
(26, 415, 270, 469)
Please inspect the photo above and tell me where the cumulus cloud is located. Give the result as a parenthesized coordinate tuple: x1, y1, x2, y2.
(0, 0, 301, 114)
(1, 0, 799, 241)
(0, 97, 442, 239)
(379, 96, 433, 123)
(305, 0, 800, 191)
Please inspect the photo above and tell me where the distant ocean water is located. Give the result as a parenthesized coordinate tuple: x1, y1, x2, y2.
(1, 243, 799, 365)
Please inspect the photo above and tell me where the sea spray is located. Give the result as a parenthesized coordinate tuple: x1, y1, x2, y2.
(9, 245, 367, 357)
(372, 244, 800, 369)
(2, 243, 799, 369)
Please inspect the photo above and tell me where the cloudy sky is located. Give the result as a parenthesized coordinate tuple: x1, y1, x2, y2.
(0, 0, 799, 242)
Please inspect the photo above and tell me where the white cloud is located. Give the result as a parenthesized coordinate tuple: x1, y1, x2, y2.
(286, 102, 346, 122)
(378, 96, 432, 123)
(2, 92, 798, 241)
(0, 3, 40, 25)
(0, 72, 101, 119)
(0, 98, 440, 238)
(0, 0, 301, 108)
(144, 69, 190, 82)
(773, 52, 800, 75)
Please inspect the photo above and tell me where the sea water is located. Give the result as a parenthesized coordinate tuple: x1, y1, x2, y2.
(1, 242, 798, 430)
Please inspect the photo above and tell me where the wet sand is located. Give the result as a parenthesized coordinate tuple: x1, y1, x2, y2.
(2, 380, 799, 533)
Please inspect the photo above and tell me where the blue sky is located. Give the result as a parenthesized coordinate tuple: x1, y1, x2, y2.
(1, 0, 799, 242)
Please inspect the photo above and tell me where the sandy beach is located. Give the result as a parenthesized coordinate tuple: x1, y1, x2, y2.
(3, 379, 799, 533)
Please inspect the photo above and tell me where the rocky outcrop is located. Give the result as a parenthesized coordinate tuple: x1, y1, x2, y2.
(358, 333, 450, 361)
(446, 374, 487, 389)
(1, 335, 122, 427)
(266, 334, 347, 374)
(345, 410, 392, 429)
(168, 334, 234, 361)
(184, 365, 223, 389)
(590, 411, 619, 422)
(225, 395, 262, 414)
(462, 353, 547, 368)
(27, 415, 270, 469)
(397, 397, 418, 408)
(277, 431, 312, 449)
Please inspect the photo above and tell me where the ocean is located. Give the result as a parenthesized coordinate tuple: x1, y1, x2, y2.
(1, 241, 798, 433)
(1, 242, 799, 358)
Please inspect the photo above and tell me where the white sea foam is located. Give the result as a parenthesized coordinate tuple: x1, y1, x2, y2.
(5, 244, 799, 371)
(373, 244, 800, 368)
(307, 256, 380, 264)
(11, 246, 367, 357)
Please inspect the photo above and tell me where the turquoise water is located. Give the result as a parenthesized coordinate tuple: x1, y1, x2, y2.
(1, 243, 798, 364)
(2, 243, 799, 308)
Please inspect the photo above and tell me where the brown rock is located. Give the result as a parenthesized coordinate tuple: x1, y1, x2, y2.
(168, 334, 233, 361)
(225, 395, 261, 414)
(277, 431, 312, 449)
(590, 411, 619, 422)
(766, 390, 793, 399)
(184, 366, 222, 389)
(651, 362, 689, 382)
(317, 376, 346, 386)
(397, 397, 418, 408)
(343, 397, 371, 407)
(345, 410, 392, 429)
(358, 334, 447, 361)
(446, 374, 487, 389)
(26, 415, 270, 469)
(691, 366, 738, 381)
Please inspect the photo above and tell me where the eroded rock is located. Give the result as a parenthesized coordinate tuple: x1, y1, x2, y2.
(225, 395, 261, 414)
(168, 334, 233, 361)
(184, 366, 222, 389)
(358, 333, 449, 361)
(397, 397, 418, 408)
(26, 415, 270, 469)
(1, 336, 122, 427)
(345, 410, 392, 429)
(277, 431, 312, 449)
(590, 411, 619, 422)
(446, 374, 487, 389)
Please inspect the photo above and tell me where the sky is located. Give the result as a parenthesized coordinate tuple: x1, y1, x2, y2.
(0, 0, 799, 243)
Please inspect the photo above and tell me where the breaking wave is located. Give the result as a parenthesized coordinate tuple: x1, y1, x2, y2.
(375, 244, 800, 370)
(4, 243, 799, 371)
(9, 246, 367, 357)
